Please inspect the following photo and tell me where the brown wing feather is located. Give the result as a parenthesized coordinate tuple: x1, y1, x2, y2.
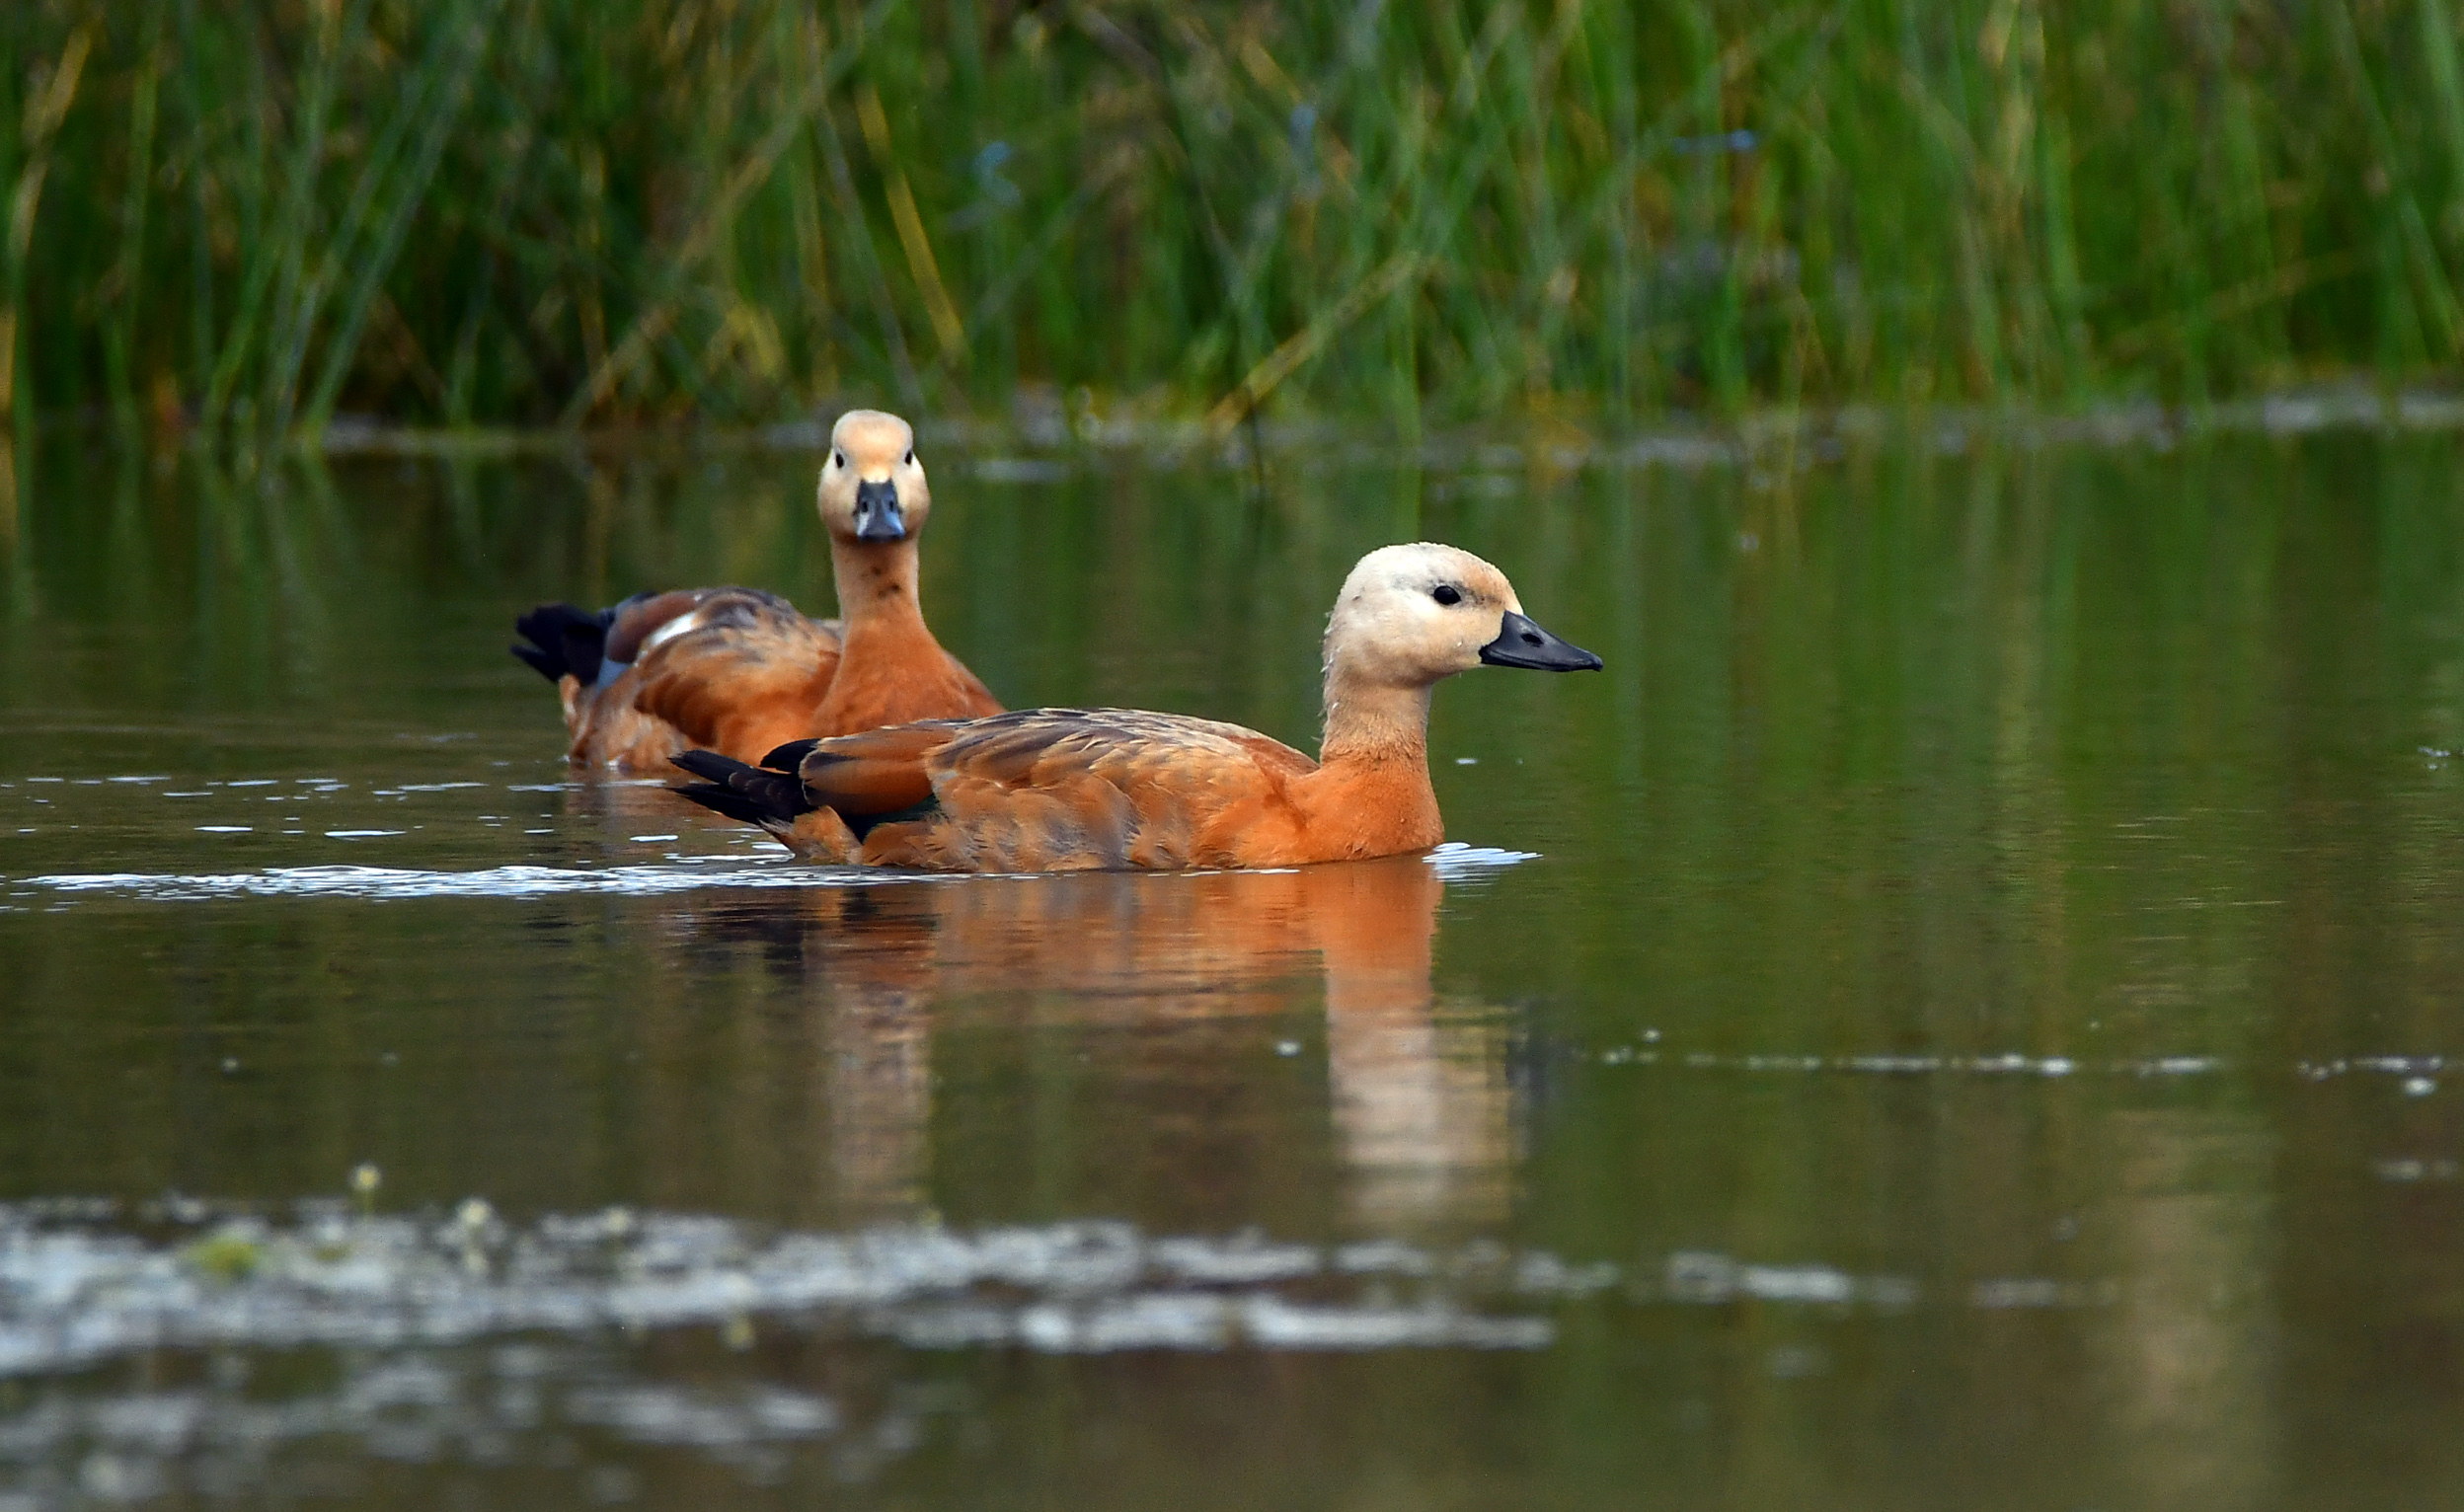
(630, 590, 843, 763)
(602, 588, 725, 664)
(794, 720, 963, 816)
(839, 709, 1315, 871)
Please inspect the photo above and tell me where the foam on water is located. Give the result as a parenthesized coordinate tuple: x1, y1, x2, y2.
(0, 1198, 2115, 1384)
(0, 1202, 2136, 1498)
(1588, 1047, 2225, 1078)
(0, 1204, 1568, 1377)
(0, 1340, 877, 1498)
(13, 862, 908, 902)
(1421, 841, 1540, 877)
(13, 842, 1537, 903)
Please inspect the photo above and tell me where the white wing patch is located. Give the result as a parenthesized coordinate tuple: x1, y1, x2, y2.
(640, 608, 707, 655)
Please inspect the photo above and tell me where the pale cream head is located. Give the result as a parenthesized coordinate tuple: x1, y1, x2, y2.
(816, 410, 931, 543)
(1323, 543, 1526, 690)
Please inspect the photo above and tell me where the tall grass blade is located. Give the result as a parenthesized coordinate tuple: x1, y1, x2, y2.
(12, 0, 2464, 433)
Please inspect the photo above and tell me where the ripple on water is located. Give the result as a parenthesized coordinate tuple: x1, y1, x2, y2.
(0, 1203, 1563, 1376)
(11, 843, 1540, 903)
(0, 1199, 2116, 1498)
(0, 1196, 2120, 1382)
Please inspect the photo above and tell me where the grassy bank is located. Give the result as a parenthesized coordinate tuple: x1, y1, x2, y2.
(9, 0, 2464, 446)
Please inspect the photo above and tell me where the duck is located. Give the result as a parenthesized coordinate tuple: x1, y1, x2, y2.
(669, 542, 1600, 870)
(510, 410, 1002, 772)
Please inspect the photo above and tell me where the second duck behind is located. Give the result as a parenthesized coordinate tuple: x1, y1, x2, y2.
(511, 410, 1001, 771)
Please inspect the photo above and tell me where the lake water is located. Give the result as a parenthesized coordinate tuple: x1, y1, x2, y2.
(1, 419, 2460, 1508)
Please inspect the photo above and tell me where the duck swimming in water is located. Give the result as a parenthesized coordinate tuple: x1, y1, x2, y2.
(669, 542, 1601, 870)
(511, 410, 1002, 772)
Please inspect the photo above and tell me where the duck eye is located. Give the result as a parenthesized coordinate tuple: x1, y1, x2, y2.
(830, 449, 845, 469)
(1431, 584, 1462, 607)
(903, 448, 915, 466)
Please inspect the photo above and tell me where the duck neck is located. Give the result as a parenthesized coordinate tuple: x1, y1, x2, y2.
(1318, 669, 1433, 776)
(831, 536, 934, 647)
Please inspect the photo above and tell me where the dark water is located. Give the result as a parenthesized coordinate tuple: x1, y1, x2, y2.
(1, 425, 2461, 1508)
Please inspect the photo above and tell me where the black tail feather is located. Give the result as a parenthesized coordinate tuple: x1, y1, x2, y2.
(509, 642, 561, 681)
(759, 738, 821, 772)
(671, 783, 782, 827)
(511, 602, 613, 684)
(670, 749, 813, 826)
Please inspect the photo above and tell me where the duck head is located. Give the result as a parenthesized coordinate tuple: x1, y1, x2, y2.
(1323, 542, 1603, 692)
(816, 410, 931, 545)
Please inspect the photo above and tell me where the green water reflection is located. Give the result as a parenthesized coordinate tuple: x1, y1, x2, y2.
(0, 427, 2460, 1508)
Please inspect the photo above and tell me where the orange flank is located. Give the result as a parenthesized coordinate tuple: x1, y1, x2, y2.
(510, 410, 1001, 773)
(671, 542, 1602, 872)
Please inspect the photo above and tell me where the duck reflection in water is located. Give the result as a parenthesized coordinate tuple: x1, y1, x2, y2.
(685, 854, 1514, 1233)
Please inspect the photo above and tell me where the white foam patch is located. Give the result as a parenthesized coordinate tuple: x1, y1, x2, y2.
(1591, 1047, 2224, 1079)
(0, 1206, 1566, 1376)
(1422, 841, 1539, 877)
(2298, 1055, 2455, 1081)
(19, 853, 1551, 903)
(16, 863, 900, 902)
(0, 1340, 867, 1494)
(0, 1202, 2066, 1385)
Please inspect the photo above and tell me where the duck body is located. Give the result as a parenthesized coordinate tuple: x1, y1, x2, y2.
(680, 707, 1442, 871)
(672, 543, 1600, 872)
(510, 412, 1000, 771)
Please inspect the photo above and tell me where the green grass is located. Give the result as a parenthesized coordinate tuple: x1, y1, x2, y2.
(9, 0, 2464, 444)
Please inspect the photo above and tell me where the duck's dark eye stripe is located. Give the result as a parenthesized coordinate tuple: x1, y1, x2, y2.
(1431, 583, 1462, 606)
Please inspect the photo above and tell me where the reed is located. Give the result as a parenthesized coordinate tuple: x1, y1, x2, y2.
(11, 0, 2464, 441)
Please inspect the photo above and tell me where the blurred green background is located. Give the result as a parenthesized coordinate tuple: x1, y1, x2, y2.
(11, 0, 2464, 451)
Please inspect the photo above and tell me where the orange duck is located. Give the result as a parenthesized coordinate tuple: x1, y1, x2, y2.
(511, 410, 1001, 772)
(670, 542, 1601, 870)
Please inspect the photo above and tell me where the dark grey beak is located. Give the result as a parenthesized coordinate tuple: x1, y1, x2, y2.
(854, 479, 906, 541)
(1479, 610, 1603, 672)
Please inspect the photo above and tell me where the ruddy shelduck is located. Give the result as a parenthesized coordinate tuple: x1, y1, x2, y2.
(669, 543, 1601, 870)
(511, 410, 1001, 771)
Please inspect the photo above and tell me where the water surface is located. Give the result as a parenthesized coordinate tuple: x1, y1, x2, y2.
(2, 426, 2462, 1508)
